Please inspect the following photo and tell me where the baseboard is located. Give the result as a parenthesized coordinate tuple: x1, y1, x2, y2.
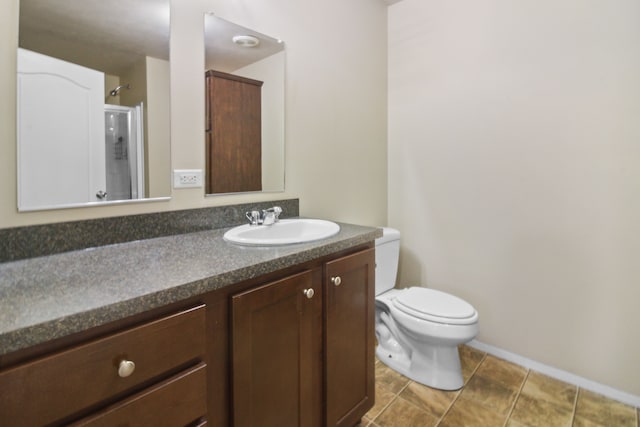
(468, 339, 640, 408)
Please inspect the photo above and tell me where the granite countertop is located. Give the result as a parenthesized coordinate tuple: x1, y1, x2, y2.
(0, 222, 382, 356)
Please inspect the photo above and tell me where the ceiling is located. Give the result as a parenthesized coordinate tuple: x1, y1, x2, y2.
(19, 0, 170, 76)
(204, 14, 284, 73)
(19, 0, 283, 77)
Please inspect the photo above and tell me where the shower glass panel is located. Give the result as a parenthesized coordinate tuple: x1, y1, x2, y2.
(104, 104, 144, 201)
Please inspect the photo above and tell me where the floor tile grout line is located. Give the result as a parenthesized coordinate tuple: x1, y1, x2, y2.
(369, 395, 398, 422)
(434, 389, 462, 427)
(395, 380, 449, 423)
(502, 368, 530, 427)
(435, 349, 488, 426)
(398, 379, 411, 394)
(373, 348, 640, 427)
(369, 357, 403, 423)
(468, 349, 489, 379)
(367, 378, 411, 424)
(367, 391, 398, 424)
(570, 384, 580, 425)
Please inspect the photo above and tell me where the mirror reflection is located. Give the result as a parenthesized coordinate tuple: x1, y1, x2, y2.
(17, 0, 171, 211)
(204, 14, 285, 195)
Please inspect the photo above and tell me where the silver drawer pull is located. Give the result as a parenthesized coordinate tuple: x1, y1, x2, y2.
(118, 359, 136, 378)
(303, 288, 315, 299)
(331, 276, 342, 286)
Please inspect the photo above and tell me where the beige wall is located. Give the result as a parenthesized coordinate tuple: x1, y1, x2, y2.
(119, 57, 146, 109)
(0, 0, 387, 227)
(104, 74, 120, 104)
(145, 56, 171, 198)
(388, 0, 640, 395)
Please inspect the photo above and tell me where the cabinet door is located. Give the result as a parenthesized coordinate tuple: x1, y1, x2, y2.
(205, 70, 263, 194)
(325, 249, 375, 427)
(231, 269, 322, 427)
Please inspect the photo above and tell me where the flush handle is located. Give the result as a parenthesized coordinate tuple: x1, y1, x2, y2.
(303, 288, 315, 299)
(117, 359, 136, 378)
(331, 276, 342, 286)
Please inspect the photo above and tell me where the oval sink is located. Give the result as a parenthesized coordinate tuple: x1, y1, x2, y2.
(224, 219, 340, 246)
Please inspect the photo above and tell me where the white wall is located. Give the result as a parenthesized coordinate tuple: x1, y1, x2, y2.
(388, 0, 640, 396)
(0, 0, 387, 227)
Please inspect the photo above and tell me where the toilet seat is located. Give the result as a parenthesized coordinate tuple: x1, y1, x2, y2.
(393, 288, 478, 325)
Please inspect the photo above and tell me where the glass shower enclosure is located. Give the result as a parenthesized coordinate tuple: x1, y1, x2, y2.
(104, 104, 144, 201)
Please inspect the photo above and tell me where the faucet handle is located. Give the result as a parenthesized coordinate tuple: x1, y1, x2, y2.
(273, 206, 282, 220)
(246, 210, 261, 225)
(261, 206, 282, 226)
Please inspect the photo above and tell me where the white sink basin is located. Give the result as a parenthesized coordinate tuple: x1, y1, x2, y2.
(224, 219, 340, 246)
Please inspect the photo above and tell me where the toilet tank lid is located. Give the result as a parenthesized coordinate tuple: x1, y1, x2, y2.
(376, 227, 400, 245)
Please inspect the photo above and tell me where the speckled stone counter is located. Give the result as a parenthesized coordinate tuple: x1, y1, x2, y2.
(0, 221, 381, 356)
(0, 199, 300, 262)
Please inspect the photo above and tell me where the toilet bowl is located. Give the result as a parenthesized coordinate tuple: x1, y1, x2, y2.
(375, 228, 479, 391)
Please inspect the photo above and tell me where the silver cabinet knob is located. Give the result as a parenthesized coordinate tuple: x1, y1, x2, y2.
(96, 190, 108, 200)
(117, 359, 136, 378)
(331, 276, 342, 286)
(303, 288, 315, 299)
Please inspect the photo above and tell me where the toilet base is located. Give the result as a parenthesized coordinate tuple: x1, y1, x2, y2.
(376, 343, 465, 391)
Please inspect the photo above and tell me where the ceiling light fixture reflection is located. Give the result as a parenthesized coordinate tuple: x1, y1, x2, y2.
(232, 35, 260, 47)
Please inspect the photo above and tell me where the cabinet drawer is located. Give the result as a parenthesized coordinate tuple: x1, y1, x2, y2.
(71, 362, 207, 427)
(0, 305, 206, 426)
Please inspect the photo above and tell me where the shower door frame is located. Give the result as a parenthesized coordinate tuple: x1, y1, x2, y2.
(104, 103, 145, 200)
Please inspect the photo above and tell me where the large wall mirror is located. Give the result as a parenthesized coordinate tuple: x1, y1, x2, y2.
(17, 0, 171, 211)
(204, 14, 285, 195)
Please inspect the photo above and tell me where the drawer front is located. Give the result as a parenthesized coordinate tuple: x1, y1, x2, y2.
(0, 305, 206, 426)
(71, 362, 207, 427)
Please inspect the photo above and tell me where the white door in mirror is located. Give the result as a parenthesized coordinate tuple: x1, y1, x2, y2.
(17, 48, 106, 211)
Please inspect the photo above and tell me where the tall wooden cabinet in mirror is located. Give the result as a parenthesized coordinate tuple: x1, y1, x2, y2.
(204, 14, 285, 195)
(17, 0, 171, 211)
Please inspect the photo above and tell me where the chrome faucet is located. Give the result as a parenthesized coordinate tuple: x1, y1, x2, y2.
(245, 206, 282, 226)
(261, 206, 282, 225)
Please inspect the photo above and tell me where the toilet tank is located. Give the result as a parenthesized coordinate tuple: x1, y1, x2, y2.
(375, 228, 401, 296)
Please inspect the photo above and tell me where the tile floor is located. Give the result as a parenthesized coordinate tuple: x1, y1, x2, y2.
(360, 345, 639, 427)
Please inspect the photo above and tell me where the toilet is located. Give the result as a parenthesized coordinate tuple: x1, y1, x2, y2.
(375, 228, 479, 391)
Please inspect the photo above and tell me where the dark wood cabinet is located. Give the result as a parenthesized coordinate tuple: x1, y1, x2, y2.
(231, 269, 323, 427)
(325, 249, 376, 427)
(0, 305, 207, 427)
(230, 249, 375, 427)
(205, 70, 263, 194)
(70, 363, 208, 427)
(0, 246, 375, 427)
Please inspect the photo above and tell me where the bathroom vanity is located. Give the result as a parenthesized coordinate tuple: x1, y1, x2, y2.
(0, 217, 380, 427)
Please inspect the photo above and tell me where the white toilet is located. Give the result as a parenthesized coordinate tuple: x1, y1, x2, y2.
(375, 228, 479, 391)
